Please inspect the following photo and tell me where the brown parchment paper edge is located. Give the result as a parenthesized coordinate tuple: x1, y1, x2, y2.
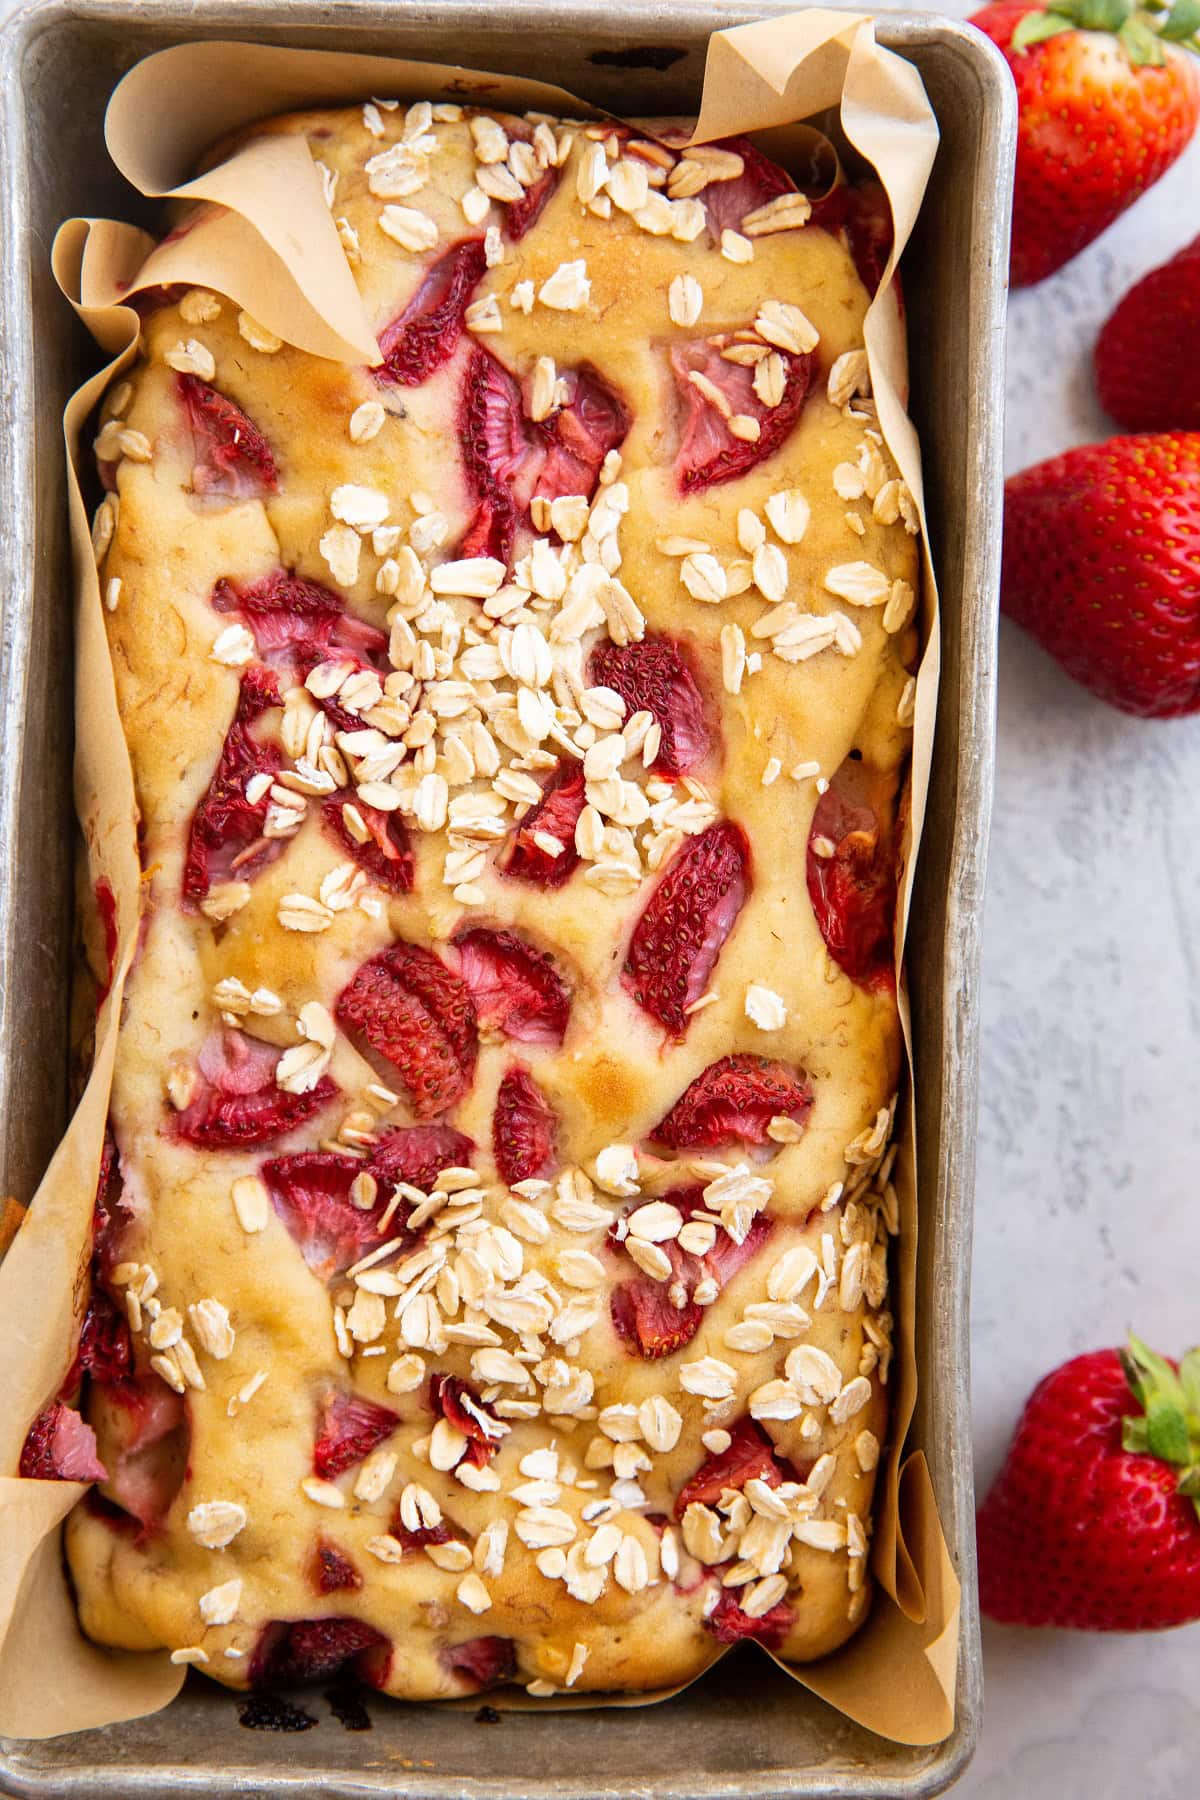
(0, 11, 955, 1746)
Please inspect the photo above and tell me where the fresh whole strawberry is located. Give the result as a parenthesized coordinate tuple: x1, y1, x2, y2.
(969, 0, 1200, 287)
(1001, 431, 1200, 716)
(1095, 233, 1200, 429)
(977, 1336, 1200, 1629)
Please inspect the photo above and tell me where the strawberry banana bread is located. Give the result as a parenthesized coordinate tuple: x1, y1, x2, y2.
(44, 101, 919, 1698)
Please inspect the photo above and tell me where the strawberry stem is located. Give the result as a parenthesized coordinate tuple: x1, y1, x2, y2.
(1119, 1334, 1200, 1524)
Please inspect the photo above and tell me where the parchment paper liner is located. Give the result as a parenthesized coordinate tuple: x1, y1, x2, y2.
(0, 10, 958, 1745)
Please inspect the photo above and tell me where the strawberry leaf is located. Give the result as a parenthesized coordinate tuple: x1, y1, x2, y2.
(1179, 1346, 1200, 1412)
(1161, 0, 1200, 39)
(1122, 1413, 1151, 1454)
(1147, 1396, 1191, 1464)
(1075, 0, 1133, 26)
(1010, 10, 1078, 50)
(1118, 15, 1166, 60)
(1176, 1466, 1200, 1498)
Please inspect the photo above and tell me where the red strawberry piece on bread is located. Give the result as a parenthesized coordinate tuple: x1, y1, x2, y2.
(212, 572, 389, 731)
(321, 795, 415, 895)
(492, 1064, 558, 1185)
(313, 1392, 400, 1481)
(454, 927, 571, 1045)
(969, 1, 1200, 288)
(809, 180, 895, 297)
(92, 1129, 131, 1276)
(1095, 234, 1200, 432)
(249, 1619, 391, 1689)
(588, 634, 712, 777)
(390, 1516, 453, 1555)
(263, 1151, 403, 1278)
(611, 1279, 704, 1360)
(674, 1417, 784, 1519)
(1001, 431, 1200, 716)
(335, 943, 478, 1119)
(64, 1288, 133, 1392)
(174, 1029, 338, 1150)
(95, 1375, 189, 1533)
(498, 762, 586, 888)
(705, 1587, 794, 1649)
(534, 364, 630, 504)
(182, 666, 283, 907)
(807, 784, 896, 988)
(177, 372, 279, 496)
(19, 1401, 107, 1482)
(458, 349, 628, 563)
(978, 1335, 1200, 1630)
(623, 822, 749, 1036)
(378, 238, 489, 387)
(93, 875, 119, 1005)
(369, 1124, 475, 1194)
(695, 136, 796, 239)
(441, 1636, 518, 1690)
(651, 1055, 813, 1151)
(670, 338, 813, 494)
(610, 1195, 772, 1360)
(506, 164, 560, 239)
(311, 1540, 363, 1594)
(430, 1373, 507, 1466)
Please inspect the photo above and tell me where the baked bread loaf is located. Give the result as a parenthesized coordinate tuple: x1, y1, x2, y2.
(42, 99, 918, 1698)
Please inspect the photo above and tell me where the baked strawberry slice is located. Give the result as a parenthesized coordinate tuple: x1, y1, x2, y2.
(535, 364, 630, 504)
(311, 1540, 363, 1594)
(263, 1152, 403, 1279)
(455, 927, 570, 1045)
(458, 349, 628, 563)
(493, 1064, 557, 1186)
(335, 944, 478, 1119)
(93, 875, 119, 1004)
(705, 1587, 793, 1649)
(390, 1516, 453, 1554)
(441, 1636, 517, 1690)
(174, 1029, 338, 1150)
(674, 1417, 784, 1519)
(249, 1619, 391, 1689)
(212, 571, 389, 731)
(63, 1288, 133, 1393)
(430, 1373, 507, 1467)
(507, 164, 560, 239)
(610, 1191, 772, 1360)
(92, 1128, 131, 1279)
(182, 666, 284, 907)
(810, 179, 894, 297)
(177, 372, 279, 497)
(498, 763, 586, 888)
(624, 822, 749, 1036)
(696, 135, 796, 238)
(588, 635, 712, 777)
(807, 785, 895, 988)
(321, 795, 415, 895)
(611, 1280, 704, 1361)
(19, 1401, 107, 1482)
(651, 1055, 813, 1150)
(313, 1392, 401, 1480)
(670, 338, 813, 494)
(94, 1374, 189, 1534)
(369, 1125, 475, 1195)
(378, 237, 489, 386)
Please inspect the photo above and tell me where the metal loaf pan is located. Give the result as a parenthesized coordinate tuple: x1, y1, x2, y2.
(0, 3, 1013, 1794)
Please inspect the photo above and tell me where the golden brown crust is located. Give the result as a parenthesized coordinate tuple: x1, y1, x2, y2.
(68, 100, 916, 1700)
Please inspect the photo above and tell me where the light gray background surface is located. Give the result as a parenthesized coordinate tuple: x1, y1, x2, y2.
(935, 1, 1200, 1792)
(2, 1, 1196, 1790)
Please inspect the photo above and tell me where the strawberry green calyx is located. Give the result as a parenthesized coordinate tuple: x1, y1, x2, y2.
(1011, 0, 1200, 62)
(1119, 1335, 1200, 1521)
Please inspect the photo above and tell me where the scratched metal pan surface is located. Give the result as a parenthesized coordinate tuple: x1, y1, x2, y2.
(0, 2, 1013, 1794)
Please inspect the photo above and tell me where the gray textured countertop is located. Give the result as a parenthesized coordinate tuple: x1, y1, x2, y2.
(937, 0, 1200, 1790)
